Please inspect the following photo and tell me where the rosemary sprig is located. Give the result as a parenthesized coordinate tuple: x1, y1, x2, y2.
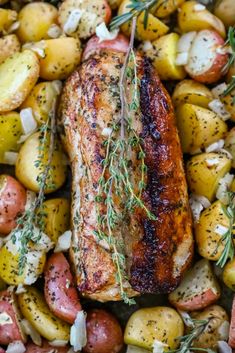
(222, 27, 235, 102)
(110, 0, 159, 31)
(11, 101, 56, 275)
(215, 192, 235, 268)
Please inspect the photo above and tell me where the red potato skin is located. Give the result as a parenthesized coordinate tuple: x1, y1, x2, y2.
(170, 288, 220, 311)
(186, 30, 228, 84)
(0, 175, 26, 235)
(44, 252, 81, 324)
(104, 0, 112, 24)
(83, 309, 123, 353)
(82, 34, 129, 61)
(26, 340, 69, 353)
(0, 290, 25, 345)
(229, 295, 235, 348)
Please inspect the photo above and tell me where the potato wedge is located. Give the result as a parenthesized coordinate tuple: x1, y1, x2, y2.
(224, 128, 235, 168)
(58, 0, 111, 39)
(0, 50, 39, 113)
(38, 37, 81, 80)
(195, 200, 231, 261)
(178, 1, 226, 38)
(223, 259, 235, 291)
(124, 307, 183, 350)
(176, 103, 227, 154)
(0, 289, 26, 345)
(18, 286, 70, 341)
(0, 112, 22, 163)
(17, 2, 58, 43)
(154, 0, 185, 18)
(169, 259, 221, 311)
(191, 305, 229, 350)
(172, 80, 213, 108)
(37, 198, 70, 243)
(186, 152, 232, 201)
(15, 131, 67, 194)
(0, 9, 17, 35)
(0, 34, 20, 65)
(214, 0, 235, 28)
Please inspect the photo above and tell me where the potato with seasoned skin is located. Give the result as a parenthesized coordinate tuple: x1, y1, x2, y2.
(84, 309, 123, 353)
(0, 35, 20, 65)
(0, 112, 22, 164)
(169, 259, 221, 311)
(214, 0, 235, 28)
(172, 80, 213, 108)
(0, 175, 26, 235)
(0, 9, 17, 35)
(154, 0, 185, 18)
(223, 259, 235, 291)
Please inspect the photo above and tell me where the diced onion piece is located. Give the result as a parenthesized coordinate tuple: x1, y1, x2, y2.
(15, 284, 26, 295)
(211, 83, 228, 99)
(205, 139, 224, 153)
(0, 312, 13, 326)
(47, 24, 62, 38)
(6, 341, 26, 353)
(190, 196, 204, 222)
(205, 157, 219, 167)
(101, 127, 112, 137)
(21, 319, 42, 346)
(218, 321, 230, 341)
(142, 41, 153, 52)
(96, 22, 119, 43)
(208, 99, 231, 121)
(4, 152, 18, 165)
(178, 310, 194, 327)
(218, 341, 232, 353)
(22, 41, 46, 58)
(175, 52, 189, 66)
(126, 345, 150, 353)
(194, 3, 206, 11)
(193, 194, 211, 208)
(54, 230, 72, 253)
(214, 224, 229, 236)
(49, 340, 68, 347)
(152, 340, 168, 353)
(63, 9, 83, 35)
(20, 108, 37, 135)
(216, 173, 234, 204)
(8, 21, 20, 33)
(177, 31, 197, 54)
(70, 311, 87, 352)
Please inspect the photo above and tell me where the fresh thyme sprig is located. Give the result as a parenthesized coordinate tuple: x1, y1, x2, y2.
(11, 101, 56, 275)
(168, 317, 214, 353)
(110, 0, 159, 31)
(95, 17, 156, 304)
(215, 192, 235, 268)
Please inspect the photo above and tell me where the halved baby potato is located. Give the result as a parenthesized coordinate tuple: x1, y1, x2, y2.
(0, 8, 17, 35)
(0, 112, 22, 163)
(0, 50, 39, 113)
(0, 34, 20, 65)
(223, 258, 235, 291)
(186, 152, 232, 201)
(214, 0, 235, 28)
(172, 80, 213, 108)
(176, 103, 227, 154)
(154, 0, 185, 18)
(18, 286, 70, 341)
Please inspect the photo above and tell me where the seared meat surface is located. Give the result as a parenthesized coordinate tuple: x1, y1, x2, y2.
(59, 51, 193, 301)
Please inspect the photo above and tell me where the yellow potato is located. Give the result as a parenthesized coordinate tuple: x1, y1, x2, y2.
(21, 81, 61, 124)
(118, 0, 169, 41)
(224, 127, 235, 168)
(154, 0, 185, 18)
(223, 258, 235, 291)
(16, 2, 58, 43)
(176, 103, 227, 154)
(226, 62, 235, 83)
(214, 0, 235, 28)
(38, 37, 81, 80)
(37, 198, 70, 243)
(0, 244, 46, 285)
(172, 80, 213, 108)
(231, 178, 235, 192)
(15, 131, 67, 194)
(0, 112, 22, 163)
(0, 50, 39, 113)
(124, 307, 184, 350)
(178, 1, 226, 38)
(18, 287, 70, 341)
(191, 305, 229, 350)
(0, 34, 20, 65)
(220, 89, 235, 122)
(186, 152, 232, 201)
(195, 200, 231, 261)
(0, 8, 17, 35)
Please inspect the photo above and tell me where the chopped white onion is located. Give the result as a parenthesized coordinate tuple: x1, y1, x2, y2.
(214, 224, 229, 236)
(193, 194, 211, 208)
(177, 31, 197, 53)
(205, 157, 219, 167)
(6, 341, 26, 353)
(15, 284, 26, 295)
(152, 340, 168, 353)
(8, 21, 20, 33)
(20, 108, 37, 135)
(211, 83, 228, 99)
(102, 127, 112, 137)
(175, 52, 189, 66)
(142, 41, 153, 52)
(218, 341, 232, 353)
(0, 312, 13, 326)
(216, 173, 234, 204)
(23, 41, 46, 58)
(96, 22, 119, 43)
(190, 196, 204, 222)
(126, 345, 150, 353)
(21, 319, 42, 346)
(70, 311, 87, 352)
(194, 3, 206, 10)
(4, 151, 18, 165)
(178, 310, 194, 327)
(54, 230, 72, 253)
(218, 321, 230, 340)
(47, 24, 62, 38)
(63, 9, 84, 35)
(205, 139, 224, 153)
(208, 99, 231, 121)
(49, 340, 68, 347)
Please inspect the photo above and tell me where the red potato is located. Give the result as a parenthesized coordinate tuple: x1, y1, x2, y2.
(0, 289, 26, 345)
(44, 252, 81, 324)
(229, 295, 235, 348)
(82, 34, 129, 61)
(25, 340, 69, 353)
(84, 309, 123, 353)
(169, 259, 221, 311)
(0, 174, 26, 235)
(185, 29, 228, 84)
